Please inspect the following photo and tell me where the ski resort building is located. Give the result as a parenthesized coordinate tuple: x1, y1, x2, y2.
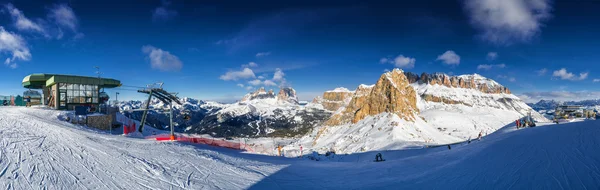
(22, 74, 121, 110)
(555, 105, 585, 119)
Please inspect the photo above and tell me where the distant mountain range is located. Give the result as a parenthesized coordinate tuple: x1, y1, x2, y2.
(118, 69, 544, 154)
(527, 99, 600, 111)
(117, 87, 330, 138)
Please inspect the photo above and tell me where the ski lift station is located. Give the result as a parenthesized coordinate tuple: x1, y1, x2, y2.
(22, 73, 121, 110)
(554, 105, 596, 119)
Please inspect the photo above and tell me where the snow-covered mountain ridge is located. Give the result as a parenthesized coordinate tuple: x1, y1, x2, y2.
(528, 99, 600, 111)
(117, 69, 544, 154)
(118, 87, 330, 138)
(304, 69, 546, 154)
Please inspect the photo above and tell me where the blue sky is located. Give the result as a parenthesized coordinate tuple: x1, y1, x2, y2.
(0, 0, 599, 103)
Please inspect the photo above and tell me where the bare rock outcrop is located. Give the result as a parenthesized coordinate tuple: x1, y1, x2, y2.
(406, 72, 511, 94)
(277, 87, 298, 104)
(241, 87, 300, 105)
(324, 69, 418, 126)
(312, 88, 354, 112)
(241, 87, 275, 102)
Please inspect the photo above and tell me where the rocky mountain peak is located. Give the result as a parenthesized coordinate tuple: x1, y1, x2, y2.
(405, 72, 511, 94)
(277, 87, 299, 104)
(325, 69, 418, 125)
(241, 87, 276, 102)
(312, 87, 355, 112)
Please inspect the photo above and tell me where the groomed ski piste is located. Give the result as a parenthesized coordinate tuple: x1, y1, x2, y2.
(1, 106, 600, 189)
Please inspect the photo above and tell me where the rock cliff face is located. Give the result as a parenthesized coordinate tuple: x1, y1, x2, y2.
(241, 87, 299, 104)
(324, 69, 418, 126)
(405, 72, 511, 94)
(277, 87, 299, 104)
(241, 87, 276, 102)
(421, 94, 471, 106)
(312, 88, 354, 112)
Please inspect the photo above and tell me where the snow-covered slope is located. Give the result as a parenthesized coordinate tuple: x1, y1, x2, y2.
(300, 113, 462, 154)
(413, 82, 547, 140)
(0, 107, 282, 189)
(2, 107, 600, 189)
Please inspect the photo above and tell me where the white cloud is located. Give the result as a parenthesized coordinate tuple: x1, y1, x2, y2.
(153, 7, 177, 21)
(394, 55, 416, 68)
(379, 55, 416, 69)
(248, 79, 262, 86)
(256, 52, 271, 57)
(3, 4, 46, 34)
(552, 68, 588, 81)
(536, 68, 548, 76)
(593, 79, 600, 83)
(464, 0, 552, 45)
(272, 68, 289, 87)
(3, 3, 82, 40)
(220, 68, 256, 81)
(247, 79, 277, 87)
(518, 91, 600, 103)
(497, 75, 516, 82)
(224, 65, 289, 88)
(436, 50, 460, 65)
(48, 4, 78, 32)
(0, 27, 31, 68)
(487, 52, 498, 60)
(263, 80, 277, 86)
(242, 62, 258, 68)
(379, 58, 389, 64)
(141, 45, 183, 72)
(273, 68, 285, 81)
(152, 0, 177, 22)
(477, 63, 506, 70)
(245, 86, 254, 91)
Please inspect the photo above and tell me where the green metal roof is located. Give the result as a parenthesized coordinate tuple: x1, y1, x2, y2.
(22, 73, 121, 89)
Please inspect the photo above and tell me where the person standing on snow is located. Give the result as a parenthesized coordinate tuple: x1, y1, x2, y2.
(277, 145, 282, 157)
(478, 131, 483, 140)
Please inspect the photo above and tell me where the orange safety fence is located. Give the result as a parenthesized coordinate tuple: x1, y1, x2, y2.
(147, 134, 253, 152)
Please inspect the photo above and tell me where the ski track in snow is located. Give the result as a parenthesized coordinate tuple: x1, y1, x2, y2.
(1, 107, 600, 189)
(0, 107, 283, 189)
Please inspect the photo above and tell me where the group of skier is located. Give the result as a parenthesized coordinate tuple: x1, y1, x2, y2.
(516, 118, 535, 129)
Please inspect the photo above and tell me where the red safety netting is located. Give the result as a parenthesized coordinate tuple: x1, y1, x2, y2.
(147, 134, 253, 152)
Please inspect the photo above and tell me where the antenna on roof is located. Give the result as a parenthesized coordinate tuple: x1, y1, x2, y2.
(95, 66, 105, 92)
(94, 66, 103, 78)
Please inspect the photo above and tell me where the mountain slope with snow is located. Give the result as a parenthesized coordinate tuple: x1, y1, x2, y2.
(2, 107, 599, 189)
(306, 69, 546, 154)
(118, 87, 330, 138)
(413, 82, 546, 140)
